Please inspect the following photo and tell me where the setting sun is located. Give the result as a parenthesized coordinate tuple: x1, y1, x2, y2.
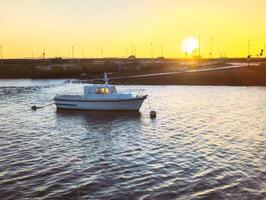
(182, 38, 199, 54)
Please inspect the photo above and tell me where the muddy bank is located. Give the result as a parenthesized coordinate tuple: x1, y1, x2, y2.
(107, 65, 266, 86)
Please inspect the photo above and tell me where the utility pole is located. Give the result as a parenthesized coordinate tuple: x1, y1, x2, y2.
(264, 44, 266, 58)
(248, 40, 251, 56)
(125, 47, 128, 58)
(209, 37, 213, 58)
(0, 45, 3, 65)
(185, 44, 188, 58)
(198, 36, 201, 57)
(42, 49, 45, 60)
(99, 49, 104, 58)
(71, 46, 74, 59)
(150, 42, 153, 58)
(134, 46, 136, 57)
(248, 40, 251, 66)
(131, 44, 134, 56)
(177, 40, 180, 59)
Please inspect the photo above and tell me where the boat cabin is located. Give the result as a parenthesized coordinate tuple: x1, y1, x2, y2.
(82, 73, 133, 99)
(84, 84, 117, 96)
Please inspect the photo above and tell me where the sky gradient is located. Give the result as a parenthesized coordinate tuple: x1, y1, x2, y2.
(1, 0, 266, 58)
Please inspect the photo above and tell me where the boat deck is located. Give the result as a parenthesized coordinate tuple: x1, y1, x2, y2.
(54, 94, 147, 102)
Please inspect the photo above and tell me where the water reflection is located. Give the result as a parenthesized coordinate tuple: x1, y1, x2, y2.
(56, 109, 142, 123)
(54, 110, 144, 154)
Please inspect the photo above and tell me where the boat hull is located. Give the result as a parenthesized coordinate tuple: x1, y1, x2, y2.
(54, 97, 146, 111)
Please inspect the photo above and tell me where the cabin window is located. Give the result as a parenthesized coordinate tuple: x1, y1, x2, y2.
(96, 87, 109, 94)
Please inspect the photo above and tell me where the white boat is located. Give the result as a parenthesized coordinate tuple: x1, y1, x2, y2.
(54, 73, 147, 111)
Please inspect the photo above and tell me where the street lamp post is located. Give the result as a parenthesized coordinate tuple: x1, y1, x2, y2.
(198, 36, 201, 57)
(125, 47, 128, 58)
(160, 45, 163, 57)
(209, 37, 213, 58)
(71, 46, 74, 59)
(0, 45, 3, 65)
(150, 42, 153, 58)
(99, 49, 104, 58)
(264, 44, 266, 58)
(177, 40, 180, 59)
(248, 40, 251, 66)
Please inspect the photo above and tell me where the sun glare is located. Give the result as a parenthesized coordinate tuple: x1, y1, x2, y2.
(182, 38, 199, 54)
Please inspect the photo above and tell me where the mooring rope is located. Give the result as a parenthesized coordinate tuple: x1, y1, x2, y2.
(31, 102, 54, 110)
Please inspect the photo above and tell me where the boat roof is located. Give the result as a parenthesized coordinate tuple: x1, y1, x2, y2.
(84, 84, 115, 88)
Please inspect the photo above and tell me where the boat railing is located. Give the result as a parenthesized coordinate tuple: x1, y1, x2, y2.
(55, 94, 84, 99)
(117, 89, 146, 97)
(55, 89, 146, 100)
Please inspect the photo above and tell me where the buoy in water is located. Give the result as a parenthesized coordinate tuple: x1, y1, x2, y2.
(31, 105, 37, 110)
(150, 110, 157, 118)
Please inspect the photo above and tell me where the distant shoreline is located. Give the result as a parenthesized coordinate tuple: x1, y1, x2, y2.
(0, 58, 266, 86)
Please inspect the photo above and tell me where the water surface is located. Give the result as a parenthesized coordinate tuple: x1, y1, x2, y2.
(0, 79, 265, 200)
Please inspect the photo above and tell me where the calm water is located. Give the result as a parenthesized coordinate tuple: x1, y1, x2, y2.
(0, 79, 265, 200)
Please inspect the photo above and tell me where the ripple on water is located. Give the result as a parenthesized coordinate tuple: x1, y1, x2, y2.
(0, 81, 265, 199)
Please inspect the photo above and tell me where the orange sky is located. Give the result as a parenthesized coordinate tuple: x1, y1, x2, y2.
(1, 0, 266, 58)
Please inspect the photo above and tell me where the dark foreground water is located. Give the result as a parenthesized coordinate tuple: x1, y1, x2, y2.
(0, 79, 265, 200)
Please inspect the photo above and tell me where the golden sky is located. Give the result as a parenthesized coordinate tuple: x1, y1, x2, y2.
(1, 0, 266, 58)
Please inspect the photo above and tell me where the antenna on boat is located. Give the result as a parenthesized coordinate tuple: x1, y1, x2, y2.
(104, 72, 109, 85)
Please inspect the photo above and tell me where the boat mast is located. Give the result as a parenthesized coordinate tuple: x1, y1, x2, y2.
(104, 72, 109, 86)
